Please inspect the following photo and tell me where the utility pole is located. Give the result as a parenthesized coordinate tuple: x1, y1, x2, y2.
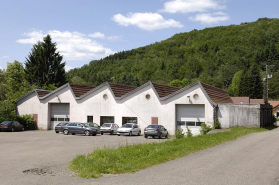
(263, 61, 274, 104)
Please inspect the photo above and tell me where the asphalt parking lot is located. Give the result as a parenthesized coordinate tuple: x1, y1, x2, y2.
(0, 130, 165, 185)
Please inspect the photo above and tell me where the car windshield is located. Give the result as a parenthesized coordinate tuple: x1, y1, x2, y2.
(102, 124, 111, 127)
(122, 124, 133, 128)
(147, 125, 159, 128)
(1, 121, 12, 125)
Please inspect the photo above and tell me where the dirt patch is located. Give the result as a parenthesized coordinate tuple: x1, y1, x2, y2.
(23, 165, 75, 177)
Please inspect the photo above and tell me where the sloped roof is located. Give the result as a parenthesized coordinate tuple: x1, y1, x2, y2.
(107, 82, 137, 97)
(230, 97, 250, 104)
(151, 82, 181, 98)
(269, 101, 279, 110)
(200, 82, 233, 104)
(36, 90, 52, 97)
(250, 99, 264, 104)
(70, 84, 95, 97)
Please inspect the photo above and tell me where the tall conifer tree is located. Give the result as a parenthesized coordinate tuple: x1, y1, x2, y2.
(25, 34, 67, 88)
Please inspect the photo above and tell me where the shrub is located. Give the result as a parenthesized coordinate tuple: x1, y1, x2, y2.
(175, 129, 184, 139)
(200, 123, 212, 135)
(214, 118, 221, 129)
(186, 126, 193, 137)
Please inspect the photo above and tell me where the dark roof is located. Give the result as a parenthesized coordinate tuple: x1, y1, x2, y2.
(200, 82, 233, 104)
(36, 90, 52, 97)
(230, 97, 250, 104)
(70, 84, 95, 97)
(108, 82, 137, 97)
(151, 82, 181, 98)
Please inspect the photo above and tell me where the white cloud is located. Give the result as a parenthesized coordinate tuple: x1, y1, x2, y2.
(107, 35, 123, 41)
(65, 65, 74, 72)
(88, 32, 105, 39)
(16, 30, 116, 61)
(160, 0, 226, 13)
(189, 12, 229, 24)
(3, 56, 10, 59)
(112, 12, 183, 31)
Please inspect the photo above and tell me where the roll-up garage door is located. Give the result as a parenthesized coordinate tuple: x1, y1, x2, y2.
(50, 103, 70, 130)
(176, 104, 205, 134)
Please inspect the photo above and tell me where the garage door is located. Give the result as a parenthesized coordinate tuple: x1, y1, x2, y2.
(176, 104, 205, 134)
(50, 103, 70, 130)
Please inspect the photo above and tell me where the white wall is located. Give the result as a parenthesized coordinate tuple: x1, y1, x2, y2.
(17, 83, 215, 135)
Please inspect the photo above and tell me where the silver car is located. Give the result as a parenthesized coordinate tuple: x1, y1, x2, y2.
(62, 122, 97, 136)
(99, 123, 119, 135)
(144, 125, 168, 139)
(117, 123, 141, 136)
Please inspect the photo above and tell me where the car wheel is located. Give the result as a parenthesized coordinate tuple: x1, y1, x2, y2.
(165, 133, 168, 139)
(55, 131, 59, 133)
(11, 127, 14, 132)
(144, 135, 148, 138)
(22, 127, 25, 131)
(85, 130, 90, 136)
(101, 132, 103, 135)
(72, 133, 75, 135)
(138, 131, 141, 136)
(110, 131, 113, 135)
(152, 136, 155, 139)
(129, 131, 132, 136)
(92, 133, 96, 136)
(159, 133, 162, 139)
(63, 129, 69, 135)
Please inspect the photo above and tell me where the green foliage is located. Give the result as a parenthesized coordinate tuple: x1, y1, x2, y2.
(69, 127, 270, 178)
(0, 114, 35, 129)
(25, 34, 67, 88)
(186, 126, 193, 137)
(175, 129, 184, 139)
(6, 61, 36, 102)
(0, 100, 16, 117)
(214, 118, 221, 129)
(200, 123, 212, 135)
(66, 18, 279, 97)
(0, 69, 7, 101)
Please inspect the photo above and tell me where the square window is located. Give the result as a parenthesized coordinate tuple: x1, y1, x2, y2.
(186, 122, 195, 126)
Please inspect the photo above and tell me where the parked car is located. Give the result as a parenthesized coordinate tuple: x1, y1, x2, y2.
(117, 123, 141, 136)
(99, 123, 119, 135)
(83, 122, 100, 130)
(0, 121, 24, 132)
(144, 125, 168, 139)
(54, 123, 68, 133)
(62, 122, 97, 136)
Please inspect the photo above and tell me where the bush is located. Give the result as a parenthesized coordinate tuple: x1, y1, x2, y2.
(0, 114, 35, 130)
(175, 129, 184, 139)
(200, 123, 212, 135)
(186, 126, 193, 137)
(214, 118, 221, 129)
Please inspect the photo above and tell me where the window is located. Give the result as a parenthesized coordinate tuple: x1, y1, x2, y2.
(146, 94, 151, 100)
(87, 116, 93, 123)
(122, 117, 137, 125)
(103, 94, 108, 100)
(196, 122, 203, 126)
(277, 112, 279, 118)
(65, 118, 70, 121)
(51, 118, 57, 121)
(186, 122, 196, 126)
(177, 121, 185, 126)
(58, 118, 64, 121)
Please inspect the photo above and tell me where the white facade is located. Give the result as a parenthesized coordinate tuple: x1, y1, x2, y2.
(15, 81, 219, 135)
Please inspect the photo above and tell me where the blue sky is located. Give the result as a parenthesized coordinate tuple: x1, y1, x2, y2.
(0, 0, 278, 71)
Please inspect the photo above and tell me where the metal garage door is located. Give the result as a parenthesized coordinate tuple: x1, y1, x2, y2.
(176, 104, 205, 134)
(50, 103, 70, 130)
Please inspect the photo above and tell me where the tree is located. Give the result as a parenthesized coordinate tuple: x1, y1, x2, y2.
(6, 61, 35, 102)
(25, 34, 67, 88)
(249, 64, 263, 99)
(0, 69, 7, 101)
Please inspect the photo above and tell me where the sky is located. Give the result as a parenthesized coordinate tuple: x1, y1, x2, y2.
(0, 0, 278, 71)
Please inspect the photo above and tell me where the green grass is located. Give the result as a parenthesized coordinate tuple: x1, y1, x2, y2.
(69, 127, 275, 178)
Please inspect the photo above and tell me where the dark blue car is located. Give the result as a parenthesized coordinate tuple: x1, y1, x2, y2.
(0, 121, 24, 132)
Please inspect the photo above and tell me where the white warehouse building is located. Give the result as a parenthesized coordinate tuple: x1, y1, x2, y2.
(14, 81, 233, 135)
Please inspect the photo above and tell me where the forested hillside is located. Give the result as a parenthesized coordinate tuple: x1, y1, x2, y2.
(68, 18, 278, 99)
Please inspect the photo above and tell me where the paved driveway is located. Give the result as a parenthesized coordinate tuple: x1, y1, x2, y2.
(1, 128, 279, 185)
(0, 130, 164, 185)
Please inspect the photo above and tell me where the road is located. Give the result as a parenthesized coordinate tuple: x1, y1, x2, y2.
(1, 128, 279, 185)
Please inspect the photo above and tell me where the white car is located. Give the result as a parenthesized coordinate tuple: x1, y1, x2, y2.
(117, 123, 141, 136)
(99, 123, 119, 135)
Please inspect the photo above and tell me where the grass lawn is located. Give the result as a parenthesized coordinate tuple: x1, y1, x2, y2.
(69, 127, 275, 178)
